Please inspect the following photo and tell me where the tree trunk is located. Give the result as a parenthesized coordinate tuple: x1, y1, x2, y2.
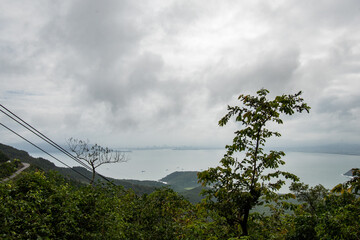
(90, 165, 96, 185)
(240, 208, 250, 236)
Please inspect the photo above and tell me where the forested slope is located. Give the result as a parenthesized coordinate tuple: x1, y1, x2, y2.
(0, 143, 165, 195)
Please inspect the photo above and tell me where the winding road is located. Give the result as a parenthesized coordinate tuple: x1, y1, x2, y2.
(1, 162, 30, 182)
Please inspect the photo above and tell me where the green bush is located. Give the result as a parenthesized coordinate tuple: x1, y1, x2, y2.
(1, 169, 359, 239)
(0, 161, 17, 179)
(0, 171, 204, 239)
(0, 151, 9, 163)
(0, 171, 131, 239)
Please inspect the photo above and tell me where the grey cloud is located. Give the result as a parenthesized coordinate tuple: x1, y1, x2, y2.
(290, 0, 360, 28)
(84, 52, 164, 110)
(160, 1, 200, 34)
(128, 53, 164, 92)
(205, 47, 300, 104)
(72, 48, 197, 131)
(245, 48, 300, 92)
(38, 1, 178, 129)
(40, 0, 150, 88)
(261, 0, 360, 31)
(293, 38, 360, 98)
(0, 42, 31, 77)
(0, 56, 26, 76)
(1, 0, 360, 148)
(38, 0, 206, 132)
(317, 94, 360, 118)
(49, 0, 145, 61)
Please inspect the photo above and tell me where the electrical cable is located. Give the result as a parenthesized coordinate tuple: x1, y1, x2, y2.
(0, 122, 93, 183)
(0, 105, 113, 184)
(0, 108, 92, 171)
(0, 104, 114, 184)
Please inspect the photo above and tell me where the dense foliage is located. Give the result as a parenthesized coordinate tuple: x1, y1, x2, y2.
(287, 182, 360, 240)
(1, 170, 359, 239)
(198, 89, 310, 236)
(0, 156, 21, 179)
(0, 150, 10, 163)
(1, 89, 359, 239)
(0, 171, 196, 239)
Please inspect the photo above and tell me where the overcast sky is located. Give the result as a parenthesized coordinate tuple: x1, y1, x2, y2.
(1, 0, 360, 150)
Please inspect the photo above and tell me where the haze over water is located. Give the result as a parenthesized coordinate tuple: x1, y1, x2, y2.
(31, 149, 359, 192)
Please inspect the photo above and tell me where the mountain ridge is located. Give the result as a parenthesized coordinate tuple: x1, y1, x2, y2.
(0, 143, 204, 202)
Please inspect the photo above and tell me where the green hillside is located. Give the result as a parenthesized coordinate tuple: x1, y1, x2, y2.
(0, 150, 10, 163)
(0, 143, 166, 195)
(0, 143, 205, 201)
(158, 171, 207, 203)
(0, 151, 22, 179)
(180, 186, 206, 204)
(160, 171, 200, 191)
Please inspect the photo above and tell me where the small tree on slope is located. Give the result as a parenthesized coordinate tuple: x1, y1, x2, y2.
(198, 88, 310, 236)
(68, 138, 127, 184)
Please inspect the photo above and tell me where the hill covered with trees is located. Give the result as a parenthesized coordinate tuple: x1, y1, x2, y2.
(1, 90, 359, 239)
(0, 143, 166, 194)
(1, 156, 359, 239)
(0, 143, 204, 201)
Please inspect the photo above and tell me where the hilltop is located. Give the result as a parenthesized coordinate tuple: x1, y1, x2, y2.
(0, 143, 204, 202)
(160, 171, 205, 203)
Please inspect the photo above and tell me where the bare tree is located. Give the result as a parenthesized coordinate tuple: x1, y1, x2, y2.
(67, 138, 127, 184)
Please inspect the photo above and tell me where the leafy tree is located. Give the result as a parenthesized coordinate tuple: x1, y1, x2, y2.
(315, 193, 360, 240)
(289, 182, 328, 214)
(286, 183, 328, 240)
(0, 159, 22, 179)
(0, 170, 138, 239)
(0, 171, 75, 239)
(332, 168, 360, 195)
(68, 138, 127, 184)
(198, 89, 310, 236)
(287, 191, 360, 240)
(1, 170, 206, 239)
(248, 207, 294, 240)
(0, 150, 9, 163)
(287, 181, 360, 240)
(132, 188, 195, 240)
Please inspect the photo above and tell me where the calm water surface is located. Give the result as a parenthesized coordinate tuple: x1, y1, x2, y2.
(32, 149, 359, 191)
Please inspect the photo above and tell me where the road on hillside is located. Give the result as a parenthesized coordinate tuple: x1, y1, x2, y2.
(1, 163, 30, 182)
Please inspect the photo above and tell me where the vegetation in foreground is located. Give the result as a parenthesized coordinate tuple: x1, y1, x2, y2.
(1, 169, 359, 239)
(0, 157, 22, 179)
(198, 88, 310, 236)
(1, 89, 359, 239)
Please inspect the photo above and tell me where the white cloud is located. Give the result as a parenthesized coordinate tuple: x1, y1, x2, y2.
(0, 0, 359, 149)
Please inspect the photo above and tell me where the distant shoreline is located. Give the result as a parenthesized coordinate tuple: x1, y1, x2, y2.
(285, 150, 360, 157)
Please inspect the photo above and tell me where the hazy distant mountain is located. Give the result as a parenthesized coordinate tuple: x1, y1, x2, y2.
(0, 143, 206, 202)
(280, 144, 360, 156)
(0, 143, 166, 194)
(160, 171, 200, 191)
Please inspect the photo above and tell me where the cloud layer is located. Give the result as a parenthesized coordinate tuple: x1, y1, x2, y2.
(1, 0, 359, 148)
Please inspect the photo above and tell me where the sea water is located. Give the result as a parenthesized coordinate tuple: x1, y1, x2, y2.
(30, 149, 359, 192)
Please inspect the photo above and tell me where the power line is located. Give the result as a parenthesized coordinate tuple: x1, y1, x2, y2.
(0, 104, 113, 183)
(0, 122, 93, 183)
(0, 104, 114, 184)
(0, 108, 92, 171)
(0, 104, 114, 183)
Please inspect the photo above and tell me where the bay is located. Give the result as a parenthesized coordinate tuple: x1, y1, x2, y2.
(31, 149, 359, 192)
